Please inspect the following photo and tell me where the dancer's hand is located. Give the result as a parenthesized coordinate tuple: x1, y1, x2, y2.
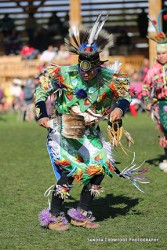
(146, 103, 151, 111)
(38, 117, 50, 128)
(110, 108, 123, 122)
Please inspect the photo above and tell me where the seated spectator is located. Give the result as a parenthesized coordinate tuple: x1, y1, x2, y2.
(137, 8, 148, 38)
(3, 29, 22, 55)
(62, 13, 69, 37)
(48, 11, 63, 37)
(116, 28, 131, 55)
(40, 45, 57, 63)
(56, 44, 71, 60)
(25, 12, 38, 44)
(0, 14, 15, 37)
(20, 43, 39, 60)
(33, 27, 52, 53)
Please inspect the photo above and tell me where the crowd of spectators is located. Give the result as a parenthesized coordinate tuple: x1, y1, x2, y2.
(0, 11, 69, 56)
(0, 11, 140, 58)
(0, 56, 149, 121)
(0, 11, 150, 121)
(0, 41, 72, 121)
(0, 74, 40, 121)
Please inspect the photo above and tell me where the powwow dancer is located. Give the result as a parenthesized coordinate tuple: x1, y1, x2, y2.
(35, 15, 148, 231)
(142, 9, 167, 172)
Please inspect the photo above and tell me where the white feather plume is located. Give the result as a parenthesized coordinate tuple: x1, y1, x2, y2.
(70, 25, 79, 37)
(88, 14, 102, 45)
(94, 15, 108, 40)
(107, 61, 122, 73)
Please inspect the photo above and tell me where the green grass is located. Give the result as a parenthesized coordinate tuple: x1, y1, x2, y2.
(0, 112, 166, 250)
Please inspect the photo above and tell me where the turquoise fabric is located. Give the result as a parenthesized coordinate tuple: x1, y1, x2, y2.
(159, 100, 167, 130)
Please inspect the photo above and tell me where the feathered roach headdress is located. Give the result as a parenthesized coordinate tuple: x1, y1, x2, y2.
(64, 14, 113, 71)
(147, 9, 167, 52)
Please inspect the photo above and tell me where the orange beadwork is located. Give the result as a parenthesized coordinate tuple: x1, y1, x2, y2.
(56, 75, 64, 85)
(66, 92, 73, 101)
(86, 165, 103, 176)
(52, 67, 66, 87)
(55, 159, 71, 167)
(97, 92, 107, 102)
(73, 169, 83, 182)
(109, 82, 119, 99)
(53, 67, 61, 74)
(108, 161, 115, 172)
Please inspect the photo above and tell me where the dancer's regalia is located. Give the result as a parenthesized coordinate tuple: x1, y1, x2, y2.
(35, 15, 148, 231)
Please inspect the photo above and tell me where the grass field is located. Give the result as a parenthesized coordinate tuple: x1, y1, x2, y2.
(0, 112, 166, 250)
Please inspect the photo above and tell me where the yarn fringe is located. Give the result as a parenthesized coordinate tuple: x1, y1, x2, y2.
(38, 208, 68, 227)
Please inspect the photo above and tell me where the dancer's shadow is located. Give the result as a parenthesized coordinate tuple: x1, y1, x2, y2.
(64, 194, 141, 221)
(145, 155, 165, 167)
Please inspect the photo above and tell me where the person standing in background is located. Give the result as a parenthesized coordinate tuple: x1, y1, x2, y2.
(142, 9, 167, 172)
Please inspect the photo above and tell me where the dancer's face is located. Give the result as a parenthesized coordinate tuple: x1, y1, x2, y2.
(157, 51, 167, 65)
(79, 68, 98, 81)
